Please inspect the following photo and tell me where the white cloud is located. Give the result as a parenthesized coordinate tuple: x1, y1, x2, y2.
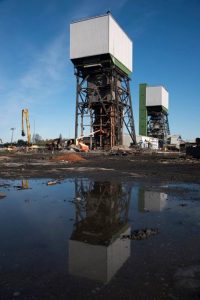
(0, 29, 70, 141)
(19, 31, 68, 94)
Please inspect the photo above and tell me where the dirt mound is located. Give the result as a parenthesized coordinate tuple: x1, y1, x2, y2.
(0, 156, 11, 161)
(52, 153, 85, 162)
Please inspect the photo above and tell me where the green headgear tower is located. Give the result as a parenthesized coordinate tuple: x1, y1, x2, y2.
(139, 83, 170, 145)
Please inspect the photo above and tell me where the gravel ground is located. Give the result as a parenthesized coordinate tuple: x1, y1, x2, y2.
(0, 151, 199, 183)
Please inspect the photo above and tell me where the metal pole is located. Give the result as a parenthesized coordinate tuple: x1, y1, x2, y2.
(81, 112, 83, 137)
(75, 72, 79, 140)
(127, 77, 136, 144)
(100, 107, 102, 148)
(33, 120, 35, 143)
(90, 110, 93, 150)
(10, 128, 15, 145)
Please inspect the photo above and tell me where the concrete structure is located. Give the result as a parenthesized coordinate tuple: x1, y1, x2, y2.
(123, 133, 132, 147)
(70, 13, 136, 149)
(136, 135, 159, 150)
(167, 134, 183, 150)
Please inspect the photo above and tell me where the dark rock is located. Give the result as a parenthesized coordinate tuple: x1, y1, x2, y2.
(121, 228, 159, 240)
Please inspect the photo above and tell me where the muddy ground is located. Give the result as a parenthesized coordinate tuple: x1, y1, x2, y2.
(0, 151, 200, 300)
(0, 151, 199, 183)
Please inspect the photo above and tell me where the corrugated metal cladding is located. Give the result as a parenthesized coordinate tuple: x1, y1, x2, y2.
(70, 14, 132, 72)
(70, 15, 109, 60)
(146, 86, 169, 110)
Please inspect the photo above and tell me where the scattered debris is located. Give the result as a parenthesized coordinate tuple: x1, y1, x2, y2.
(0, 192, 6, 199)
(46, 180, 60, 186)
(0, 156, 11, 161)
(0, 183, 10, 188)
(51, 153, 85, 162)
(13, 186, 23, 190)
(111, 145, 132, 152)
(75, 197, 81, 201)
(13, 185, 30, 190)
(179, 203, 187, 207)
(67, 145, 80, 152)
(121, 228, 159, 240)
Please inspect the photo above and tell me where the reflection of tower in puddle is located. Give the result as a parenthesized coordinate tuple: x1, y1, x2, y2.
(69, 180, 131, 283)
(138, 188, 167, 212)
(22, 180, 29, 189)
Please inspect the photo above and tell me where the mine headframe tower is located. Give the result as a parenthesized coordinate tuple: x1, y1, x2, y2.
(73, 57, 135, 149)
(139, 83, 170, 146)
(147, 106, 170, 143)
(70, 13, 136, 149)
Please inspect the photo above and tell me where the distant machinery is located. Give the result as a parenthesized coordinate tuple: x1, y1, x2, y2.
(139, 84, 170, 146)
(45, 138, 62, 151)
(21, 109, 31, 145)
(70, 13, 136, 149)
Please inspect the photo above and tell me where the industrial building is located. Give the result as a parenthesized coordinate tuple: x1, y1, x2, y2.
(139, 83, 170, 147)
(70, 13, 136, 149)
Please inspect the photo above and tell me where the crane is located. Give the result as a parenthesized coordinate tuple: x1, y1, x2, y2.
(22, 109, 31, 145)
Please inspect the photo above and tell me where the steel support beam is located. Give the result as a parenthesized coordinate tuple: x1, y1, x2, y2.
(74, 61, 136, 149)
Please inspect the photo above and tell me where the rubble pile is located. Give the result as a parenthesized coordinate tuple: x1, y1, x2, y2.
(51, 153, 85, 162)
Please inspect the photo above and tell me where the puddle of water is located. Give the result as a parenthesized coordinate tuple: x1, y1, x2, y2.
(0, 178, 200, 299)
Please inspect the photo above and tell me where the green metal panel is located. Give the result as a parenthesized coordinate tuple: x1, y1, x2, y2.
(161, 106, 168, 115)
(139, 83, 147, 136)
(138, 187, 145, 212)
(110, 55, 131, 76)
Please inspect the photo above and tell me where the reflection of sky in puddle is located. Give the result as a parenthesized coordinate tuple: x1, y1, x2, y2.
(168, 183, 200, 190)
(0, 178, 200, 288)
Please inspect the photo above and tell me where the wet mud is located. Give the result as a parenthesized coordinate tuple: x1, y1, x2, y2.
(0, 177, 200, 299)
(0, 152, 199, 183)
(0, 152, 200, 299)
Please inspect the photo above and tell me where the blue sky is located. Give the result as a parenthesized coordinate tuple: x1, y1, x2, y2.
(0, 0, 199, 142)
